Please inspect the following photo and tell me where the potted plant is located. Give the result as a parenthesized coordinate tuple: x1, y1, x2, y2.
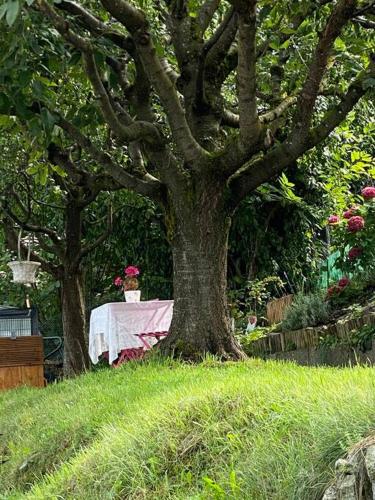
(114, 265, 141, 302)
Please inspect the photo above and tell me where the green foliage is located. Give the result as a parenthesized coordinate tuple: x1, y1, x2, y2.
(328, 193, 375, 280)
(282, 292, 331, 331)
(327, 270, 375, 312)
(301, 101, 375, 217)
(86, 193, 172, 307)
(247, 276, 285, 312)
(229, 165, 328, 295)
(2, 360, 375, 499)
(229, 276, 285, 332)
(237, 325, 278, 356)
(319, 324, 375, 353)
(347, 324, 375, 352)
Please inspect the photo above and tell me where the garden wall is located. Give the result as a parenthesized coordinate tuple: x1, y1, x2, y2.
(251, 312, 375, 367)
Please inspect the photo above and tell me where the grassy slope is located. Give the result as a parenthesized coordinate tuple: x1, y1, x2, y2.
(1, 359, 375, 500)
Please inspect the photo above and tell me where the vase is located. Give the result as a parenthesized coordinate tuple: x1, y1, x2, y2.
(124, 290, 141, 302)
(8, 261, 41, 284)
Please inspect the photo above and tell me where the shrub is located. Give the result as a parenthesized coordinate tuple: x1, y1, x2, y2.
(282, 292, 331, 331)
(327, 187, 375, 279)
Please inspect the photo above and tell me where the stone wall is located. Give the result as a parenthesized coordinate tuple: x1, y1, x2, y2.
(322, 439, 375, 499)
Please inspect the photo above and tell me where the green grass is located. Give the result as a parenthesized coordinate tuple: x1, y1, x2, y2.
(1, 359, 375, 499)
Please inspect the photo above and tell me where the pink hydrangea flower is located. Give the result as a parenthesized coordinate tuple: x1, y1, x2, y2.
(362, 187, 375, 199)
(343, 206, 359, 219)
(327, 285, 341, 297)
(338, 277, 350, 288)
(347, 215, 365, 233)
(348, 247, 362, 261)
(328, 215, 340, 225)
(114, 276, 123, 287)
(124, 265, 140, 277)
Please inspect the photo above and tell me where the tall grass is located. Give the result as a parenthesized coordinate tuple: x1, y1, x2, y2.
(1, 359, 375, 499)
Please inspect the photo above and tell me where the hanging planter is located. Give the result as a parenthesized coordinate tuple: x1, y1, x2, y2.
(7, 231, 41, 285)
(8, 261, 41, 284)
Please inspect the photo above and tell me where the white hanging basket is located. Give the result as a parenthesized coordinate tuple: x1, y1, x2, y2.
(124, 290, 141, 303)
(8, 261, 41, 284)
(7, 230, 41, 284)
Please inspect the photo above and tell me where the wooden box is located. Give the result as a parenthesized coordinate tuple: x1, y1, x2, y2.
(0, 336, 44, 390)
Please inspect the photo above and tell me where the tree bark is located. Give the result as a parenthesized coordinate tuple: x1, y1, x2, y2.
(59, 200, 90, 376)
(60, 271, 90, 376)
(160, 184, 245, 360)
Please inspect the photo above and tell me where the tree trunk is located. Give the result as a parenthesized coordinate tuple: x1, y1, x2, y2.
(60, 271, 90, 376)
(160, 186, 245, 360)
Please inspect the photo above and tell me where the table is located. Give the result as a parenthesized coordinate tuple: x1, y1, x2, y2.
(89, 300, 174, 365)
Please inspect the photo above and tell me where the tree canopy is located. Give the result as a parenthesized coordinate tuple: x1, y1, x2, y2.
(0, 0, 374, 360)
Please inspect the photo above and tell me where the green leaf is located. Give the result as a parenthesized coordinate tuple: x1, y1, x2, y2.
(280, 39, 290, 49)
(6, 0, 20, 27)
(362, 78, 375, 90)
(26, 164, 40, 175)
(50, 164, 67, 177)
(0, 3, 7, 19)
(0, 114, 14, 130)
(188, 0, 198, 17)
(0, 93, 11, 114)
(41, 108, 56, 128)
(334, 38, 346, 51)
(39, 166, 49, 186)
(281, 27, 296, 35)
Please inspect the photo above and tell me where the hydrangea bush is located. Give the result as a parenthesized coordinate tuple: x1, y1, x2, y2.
(327, 186, 375, 295)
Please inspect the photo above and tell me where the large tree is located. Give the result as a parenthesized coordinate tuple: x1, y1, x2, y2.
(1, 0, 374, 359)
(0, 136, 120, 375)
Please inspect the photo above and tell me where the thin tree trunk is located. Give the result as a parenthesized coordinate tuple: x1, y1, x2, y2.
(60, 271, 90, 376)
(160, 191, 245, 360)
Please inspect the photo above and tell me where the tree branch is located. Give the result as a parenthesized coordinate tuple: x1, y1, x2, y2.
(230, 0, 260, 143)
(78, 205, 113, 262)
(1, 200, 64, 262)
(36, 0, 162, 147)
(3, 190, 63, 253)
(100, 0, 207, 165)
(82, 51, 162, 145)
(194, 7, 237, 111)
(214, 0, 335, 91)
(260, 96, 298, 124)
(229, 57, 374, 202)
(220, 96, 298, 128)
(36, 0, 89, 51)
(291, 0, 357, 140)
(57, 0, 135, 53)
(205, 7, 237, 66)
(198, 0, 221, 35)
(55, 113, 164, 200)
(353, 16, 375, 29)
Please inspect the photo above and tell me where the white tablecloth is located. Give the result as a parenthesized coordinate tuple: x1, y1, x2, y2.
(89, 300, 174, 364)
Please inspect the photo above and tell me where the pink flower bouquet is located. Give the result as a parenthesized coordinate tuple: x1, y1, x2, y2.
(114, 265, 140, 291)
